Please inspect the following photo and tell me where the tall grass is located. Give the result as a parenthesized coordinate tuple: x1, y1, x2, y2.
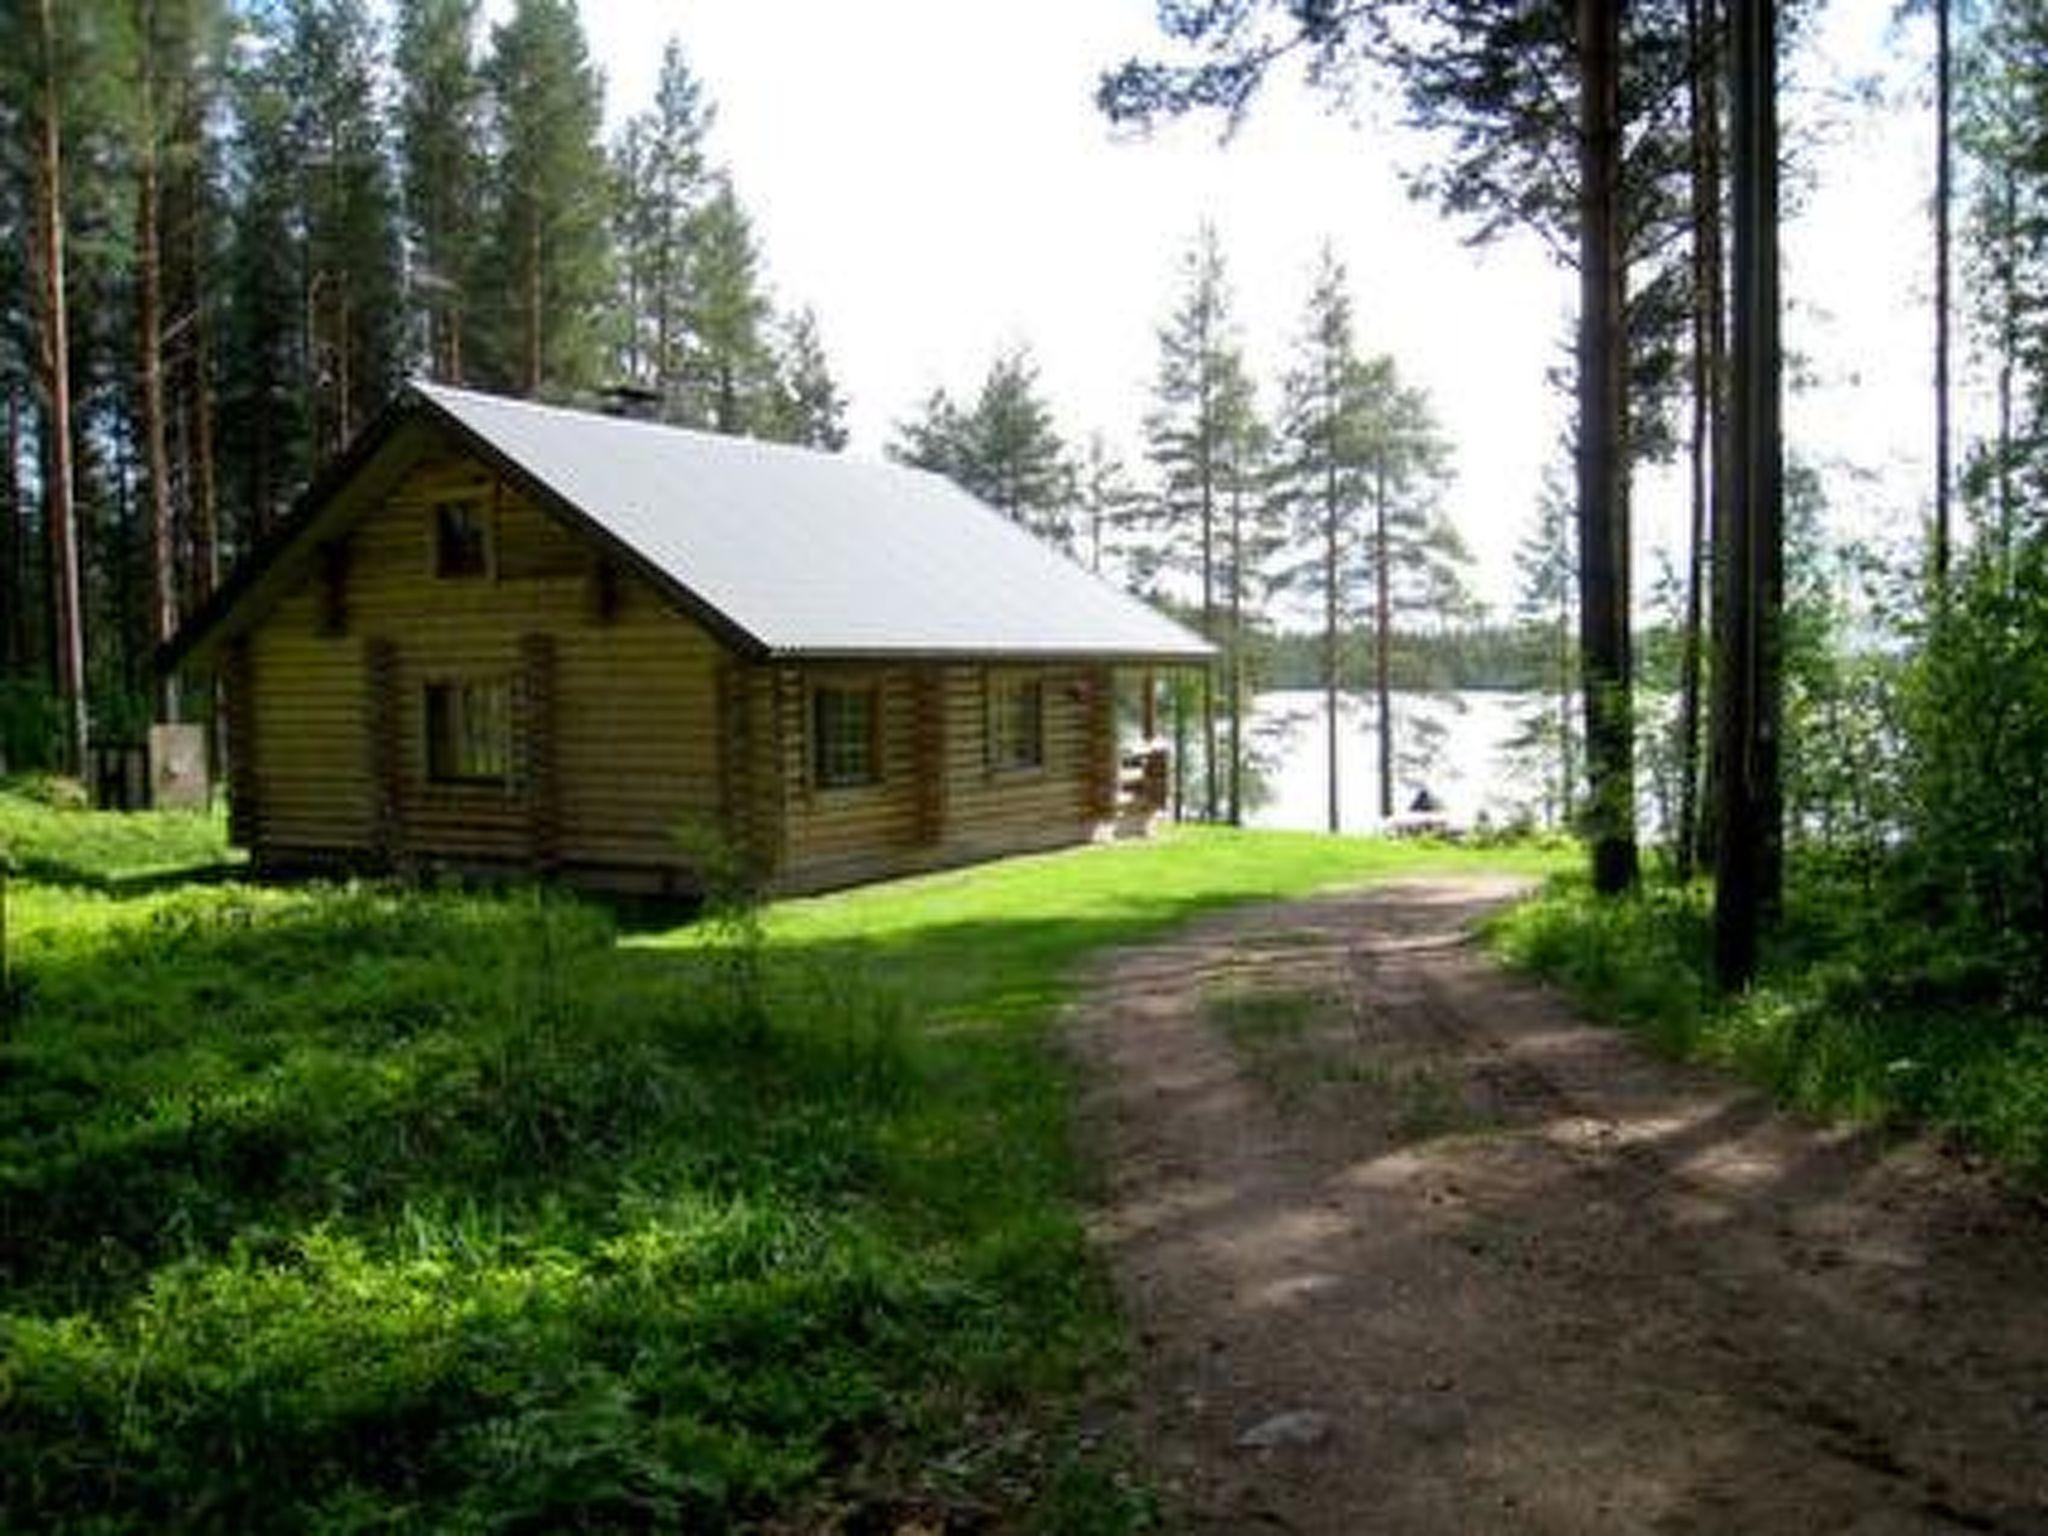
(1490, 876, 2048, 1182)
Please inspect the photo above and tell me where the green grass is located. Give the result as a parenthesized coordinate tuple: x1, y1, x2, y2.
(1, 775, 237, 886)
(0, 797, 1562, 1531)
(1489, 876, 2048, 1184)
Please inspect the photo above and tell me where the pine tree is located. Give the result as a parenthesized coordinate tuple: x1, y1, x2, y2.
(395, 0, 485, 383)
(1075, 432, 1150, 585)
(890, 387, 972, 483)
(221, 34, 306, 543)
(1505, 463, 1581, 828)
(767, 307, 848, 450)
(1146, 224, 1241, 820)
(285, 0, 403, 458)
(612, 38, 713, 404)
(891, 349, 1073, 549)
(682, 178, 776, 434)
(966, 348, 1072, 551)
(476, 0, 609, 397)
(1274, 249, 1373, 833)
(3, 0, 95, 769)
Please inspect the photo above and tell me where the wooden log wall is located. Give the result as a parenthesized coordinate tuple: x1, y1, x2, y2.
(771, 660, 1119, 894)
(240, 445, 724, 876)
(519, 633, 559, 872)
(222, 637, 260, 855)
(364, 636, 402, 864)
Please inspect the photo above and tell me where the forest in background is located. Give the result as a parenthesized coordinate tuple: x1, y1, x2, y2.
(0, 0, 847, 769)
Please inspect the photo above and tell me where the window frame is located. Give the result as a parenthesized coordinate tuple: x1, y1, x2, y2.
(423, 677, 515, 788)
(811, 682, 882, 791)
(986, 669, 1046, 774)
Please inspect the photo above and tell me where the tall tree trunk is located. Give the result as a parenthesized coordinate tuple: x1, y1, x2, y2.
(1713, 0, 1783, 990)
(1227, 478, 1244, 826)
(1323, 467, 1341, 834)
(1200, 415, 1218, 824)
(1676, 0, 1718, 883)
(1933, 0, 1952, 595)
(1576, 0, 1638, 894)
(136, 7, 181, 720)
(1374, 461, 1394, 821)
(2, 389, 23, 679)
(33, 0, 88, 775)
(1996, 150, 2016, 569)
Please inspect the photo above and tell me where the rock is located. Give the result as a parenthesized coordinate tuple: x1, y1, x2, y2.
(1236, 1409, 1333, 1450)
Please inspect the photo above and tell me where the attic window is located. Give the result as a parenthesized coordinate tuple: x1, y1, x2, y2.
(813, 686, 880, 789)
(434, 498, 490, 579)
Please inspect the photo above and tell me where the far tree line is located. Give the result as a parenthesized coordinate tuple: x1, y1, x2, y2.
(1, 0, 847, 776)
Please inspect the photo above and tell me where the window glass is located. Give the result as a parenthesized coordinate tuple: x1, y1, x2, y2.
(434, 499, 489, 578)
(813, 686, 878, 788)
(989, 674, 1044, 770)
(426, 680, 512, 784)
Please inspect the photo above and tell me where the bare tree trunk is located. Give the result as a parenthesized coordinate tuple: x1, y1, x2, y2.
(1324, 468, 1341, 834)
(1200, 432, 1218, 825)
(1933, 0, 1952, 594)
(1576, 0, 1638, 894)
(1713, 0, 1783, 990)
(1227, 478, 1244, 826)
(1676, 0, 1717, 883)
(1374, 460, 1394, 821)
(33, 0, 88, 775)
(136, 5, 181, 720)
(2, 388, 24, 679)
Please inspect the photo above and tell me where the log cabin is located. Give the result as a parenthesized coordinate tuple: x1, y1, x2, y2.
(163, 382, 1210, 894)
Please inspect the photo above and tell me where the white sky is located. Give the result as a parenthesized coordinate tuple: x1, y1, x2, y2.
(563, 0, 1940, 614)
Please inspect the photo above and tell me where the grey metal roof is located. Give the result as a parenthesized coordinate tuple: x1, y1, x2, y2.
(415, 382, 1212, 662)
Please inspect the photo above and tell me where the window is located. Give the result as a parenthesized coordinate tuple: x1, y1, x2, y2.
(988, 673, 1044, 771)
(434, 498, 490, 578)
(425, 680, 512, 785)
(813, 686, 879, 788)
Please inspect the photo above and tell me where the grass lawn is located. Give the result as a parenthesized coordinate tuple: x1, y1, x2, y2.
(1, 792, 1563, 1531)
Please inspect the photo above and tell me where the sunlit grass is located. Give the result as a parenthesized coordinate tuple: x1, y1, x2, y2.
(1, 801, 1564, 1530)
(1489, 874, 2048, 1183)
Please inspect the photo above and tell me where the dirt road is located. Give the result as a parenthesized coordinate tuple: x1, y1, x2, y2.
(1069, 878, 2048, 1534)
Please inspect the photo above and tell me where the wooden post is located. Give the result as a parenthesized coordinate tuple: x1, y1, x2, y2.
(912, 667, 947, 845)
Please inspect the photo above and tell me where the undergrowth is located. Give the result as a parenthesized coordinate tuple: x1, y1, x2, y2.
(1489, 875, 2048, 1183)
(0, 801, 1563, 1531)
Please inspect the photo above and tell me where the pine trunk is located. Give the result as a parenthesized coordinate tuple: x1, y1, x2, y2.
(1324, 463, 1341, 835)
(33, 0, 88, 775)
(2, 389, 23, 678)
(1933, 0, 1952, 594)
(1713, 0, 1783, 990)
(137, 34, 180, 721)
(1227, 479, 1244, 827)
(1374, 462, 1394, 821)
(1676, 0, 1717, 882)
(1576, 0, 1638, 894)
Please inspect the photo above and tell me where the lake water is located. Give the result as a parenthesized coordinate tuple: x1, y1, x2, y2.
(1243, 689, 1554, 833)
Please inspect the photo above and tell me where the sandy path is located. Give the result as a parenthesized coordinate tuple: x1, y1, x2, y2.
(1068, 877, 2048, 1534)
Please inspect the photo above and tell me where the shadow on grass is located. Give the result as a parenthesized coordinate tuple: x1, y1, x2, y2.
(1, 872, 1262, 1531)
